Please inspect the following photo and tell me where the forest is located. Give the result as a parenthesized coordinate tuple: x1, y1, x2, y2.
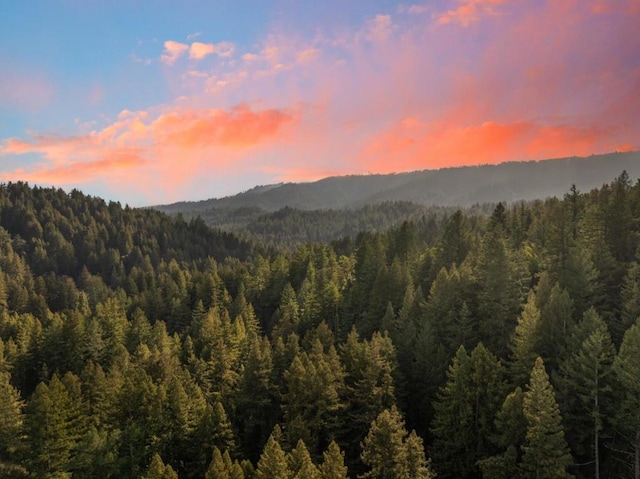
(0, 172, 640, 478)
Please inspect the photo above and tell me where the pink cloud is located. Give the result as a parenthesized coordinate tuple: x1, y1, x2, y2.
(189, 42, 216, 60)
(296, 48, 320, 63)
(0, 104, 296, 202)
(189, 41, 236, 60)
(161, 40, 189, 65)
(437, 0, 508, 26)
(0, 149, 147, 185)
(365, 14, 393, 42)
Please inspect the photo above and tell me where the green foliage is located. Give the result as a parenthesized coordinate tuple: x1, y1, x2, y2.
(319, 441, 349, 479)
(430, 344, 506, 479)
(0, 175, 639, 478)
(521, 358, 573, 479)
(359, 406, 433, 479)
(612, 317, 640, 478)
(256, 426, 291, 479)
(146, 452, 178, 479)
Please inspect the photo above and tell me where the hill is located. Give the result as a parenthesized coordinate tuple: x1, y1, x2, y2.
(156, 151, 640, 214)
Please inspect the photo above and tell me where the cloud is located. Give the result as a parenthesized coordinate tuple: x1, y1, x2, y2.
(365, 14, 393, 42)
(162, 40, 236, 63)
(189, 42, 215, 60)
(437, 0, 508, 26)
(151, 104, 295, 148)
(187, 31, 202, 41)
(189, 41, 236, 60)
(406, 4, 429, 15)
(0, 104, 296, 201)
(358, 119, 606, 171)
(0, 150, 147, 185)
(161, 40, 189, 65)
(3, 0, 640, 204)
(296, 48, 320, 63)
(212, 42, 236, 58)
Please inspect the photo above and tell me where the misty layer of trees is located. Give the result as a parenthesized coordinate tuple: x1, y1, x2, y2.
(171, 202, 489, 248)
(1, 173, 640, 478)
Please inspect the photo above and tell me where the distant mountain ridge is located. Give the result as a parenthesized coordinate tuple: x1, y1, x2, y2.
(157, 151, 640, 214)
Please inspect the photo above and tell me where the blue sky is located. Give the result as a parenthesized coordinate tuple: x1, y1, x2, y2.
(1, 0, 638, 205)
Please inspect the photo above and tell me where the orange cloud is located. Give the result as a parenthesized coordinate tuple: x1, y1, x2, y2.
(359, 119, 604, 172)
(591, 0, 640, 14)
(152, 104, 295, 148)
(0, 104, 296, 201)
(161, 41, 189, 65)
(0, 149, 147, 185)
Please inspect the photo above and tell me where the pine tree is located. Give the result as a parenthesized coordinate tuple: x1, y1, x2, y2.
(339, 330, 396, 465)
(510, 290, 541, 385)
(236, 336, 277, 462)
(205, 447, 245, 479)
(477, 387, 526, 479)
(559, 308, 615, 478)
(288, 439, 321, 479)
(256, 426, 291, 479)
(0, 371, 26, 476)
(430, 344, 505, 478)
(146, 452, 178, 479)
(538, 283, 574, 371)
(359, 406, 408, 479)
(25, 373, 86, 477)
(319, 441, 349, 479)
(475, 227, 523, 356)
(613, 317, 640, 479)
(521, 357, 573, 479)
(404, 430, 434, 479)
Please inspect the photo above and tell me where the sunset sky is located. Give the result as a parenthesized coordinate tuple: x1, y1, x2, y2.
(1, 0, 638, 206)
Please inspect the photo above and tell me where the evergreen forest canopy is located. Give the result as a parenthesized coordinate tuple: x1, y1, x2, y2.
(1, 171, 640, 478)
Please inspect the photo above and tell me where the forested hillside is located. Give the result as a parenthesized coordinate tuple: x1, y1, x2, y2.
(1, 174, 640, 478)
(166, 202, 494, 247)
(157, 151, 640, 213)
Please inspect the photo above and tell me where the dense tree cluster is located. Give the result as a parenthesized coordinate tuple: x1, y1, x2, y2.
(0, 173, 640, 478)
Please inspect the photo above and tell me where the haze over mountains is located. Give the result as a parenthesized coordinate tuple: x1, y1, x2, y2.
(157, 152, 640, 215)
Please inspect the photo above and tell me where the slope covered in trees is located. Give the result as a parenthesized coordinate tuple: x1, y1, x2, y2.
(157, 151, 640, 213)
(1, 173, 640, 477)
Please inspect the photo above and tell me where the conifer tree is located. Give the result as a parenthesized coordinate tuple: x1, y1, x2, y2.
(256, 426, 291, 479)
(146, 452, 178, 479)
(430, 344, 505, 478)
(613, 317, 640, 479)
(477, 387, 526, 479)
(521, 357, 573, 479)
(559, 308, 615, 478)
(205, 447, 245, 479)
(25, 372, 86, 477)
(510, 290, 541, 385)
(359, 406, 434, 479)
(359, 406, 408, 479)
(319, 441, 349, 479)
(288, 439, 321, 479)
(0, 371, 26, 476)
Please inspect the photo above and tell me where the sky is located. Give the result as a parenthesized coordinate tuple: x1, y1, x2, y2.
(1, 0, 639, 206)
